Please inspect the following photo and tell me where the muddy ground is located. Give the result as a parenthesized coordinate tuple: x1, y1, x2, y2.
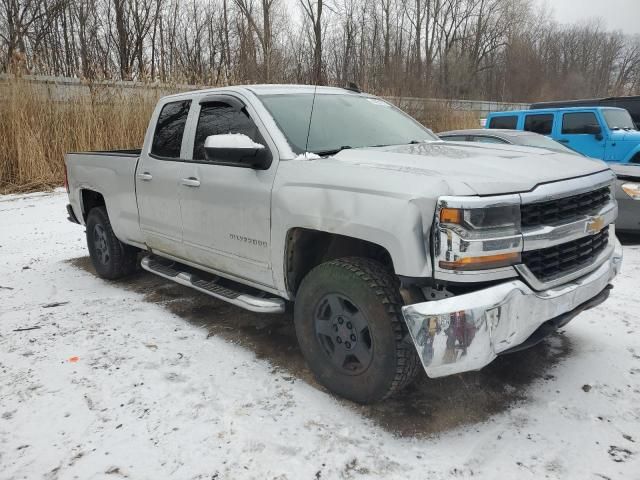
(68, 256, 574, 438)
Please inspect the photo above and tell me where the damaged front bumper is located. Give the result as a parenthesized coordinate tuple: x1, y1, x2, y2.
(401, 237, 623, 378)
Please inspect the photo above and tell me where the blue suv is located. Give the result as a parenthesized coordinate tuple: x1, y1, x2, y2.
(485, 107, 640, 164)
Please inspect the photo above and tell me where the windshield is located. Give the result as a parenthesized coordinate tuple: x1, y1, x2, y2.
(603, 109, 637, 130)
(512, 134, 580, 155)
(258, 93, 437, 155)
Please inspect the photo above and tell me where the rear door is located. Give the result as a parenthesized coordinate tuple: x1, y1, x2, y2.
(136, 99, 191, 258)
(557, 111, 606, 159)
(178, 94, 278, 287)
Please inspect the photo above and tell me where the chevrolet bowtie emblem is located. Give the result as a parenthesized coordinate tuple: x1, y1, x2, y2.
(585, 215, 606, 235)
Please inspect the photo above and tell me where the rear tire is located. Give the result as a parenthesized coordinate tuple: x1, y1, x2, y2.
(294, 257, 420, 404)
(86, 206, 138, 279)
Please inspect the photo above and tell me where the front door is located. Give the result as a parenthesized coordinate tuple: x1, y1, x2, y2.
(557, 111, 606, 159)
(178, 96, 277, 287)
(136, 99, 191, 258)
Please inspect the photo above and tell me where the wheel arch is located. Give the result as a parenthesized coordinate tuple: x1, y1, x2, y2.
(78, 189, 141, 250)
(80, 189, 106, 221)
(283, 227, 395, 297)
(623, 145, 640, 164)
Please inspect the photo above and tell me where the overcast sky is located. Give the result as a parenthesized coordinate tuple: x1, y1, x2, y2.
(538, 0, 640, 34)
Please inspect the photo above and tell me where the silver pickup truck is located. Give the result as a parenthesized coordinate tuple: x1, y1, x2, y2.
(65, 85, 623, 404)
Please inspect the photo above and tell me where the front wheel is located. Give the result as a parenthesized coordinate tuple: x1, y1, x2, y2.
(86, 206, 138, 280)
(294, 257, 420, 404)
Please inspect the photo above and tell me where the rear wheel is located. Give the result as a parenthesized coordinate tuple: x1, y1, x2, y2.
(86, 206, 138, 279)
(294, 257, 420, 404)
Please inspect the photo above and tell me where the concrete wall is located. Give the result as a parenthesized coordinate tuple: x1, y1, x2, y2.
(0, 74, 531, 114)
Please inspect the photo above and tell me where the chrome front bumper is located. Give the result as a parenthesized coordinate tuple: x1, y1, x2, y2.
(402, 236, 623, 378)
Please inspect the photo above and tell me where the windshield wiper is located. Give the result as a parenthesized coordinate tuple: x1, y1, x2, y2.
(316, 140, 425, 156)
(370, 140, 424, 148)
(315, 146, 352, 156)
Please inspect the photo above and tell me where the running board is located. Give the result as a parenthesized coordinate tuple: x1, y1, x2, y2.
(140, 256, 285, 314)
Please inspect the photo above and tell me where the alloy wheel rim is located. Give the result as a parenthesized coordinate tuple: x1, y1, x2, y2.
(93, 224, 110, 265)
(313, 293, 373, 375)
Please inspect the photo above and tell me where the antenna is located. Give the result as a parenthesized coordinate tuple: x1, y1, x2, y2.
(304, 84, 318, 154)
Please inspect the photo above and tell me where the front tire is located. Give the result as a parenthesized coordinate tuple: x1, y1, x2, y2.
(86, 206, 138, 280)
(294, 257, 420, 404)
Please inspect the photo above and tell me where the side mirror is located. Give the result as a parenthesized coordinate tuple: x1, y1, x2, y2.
(204, 134, 272, 169)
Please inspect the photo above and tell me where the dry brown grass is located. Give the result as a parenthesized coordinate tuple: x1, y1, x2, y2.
(390, 97, 480, 133)
(0, 78, 167, 194)
(0, 79, 479, 194)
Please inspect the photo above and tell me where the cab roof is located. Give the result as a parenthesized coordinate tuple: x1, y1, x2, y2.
(245, 84, 367, 96)
(160, 84, 369, 101)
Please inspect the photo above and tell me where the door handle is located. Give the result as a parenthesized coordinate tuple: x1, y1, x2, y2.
(181, 177, 201, 187)
(137, 172, 153, 181)
(558, 139, 569, 143)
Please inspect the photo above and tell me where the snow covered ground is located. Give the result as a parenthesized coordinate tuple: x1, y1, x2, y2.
(1, 190, 639, 480)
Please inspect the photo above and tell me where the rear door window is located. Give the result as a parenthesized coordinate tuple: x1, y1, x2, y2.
(562, 112, 599, 134)
(151, 100, 191, 158)
(472, 136, 508, 144)
(440, 135, 469, 142)
(488, 116, 518, 129)
(193, 102, 264, 161)
(524, 114, 553, 135)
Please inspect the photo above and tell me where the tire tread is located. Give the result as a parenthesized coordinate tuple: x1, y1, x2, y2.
(318, 257, 421, 400)
(86, 206, 138, 279)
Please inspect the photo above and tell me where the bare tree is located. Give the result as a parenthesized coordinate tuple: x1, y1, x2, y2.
(0, 0, 65, 72)
(233, 0, 279, 82)
(0, 0, 638, 99)
(299, 0, 324, 84)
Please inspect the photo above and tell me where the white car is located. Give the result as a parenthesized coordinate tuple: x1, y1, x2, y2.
(438, 128, 579, 154)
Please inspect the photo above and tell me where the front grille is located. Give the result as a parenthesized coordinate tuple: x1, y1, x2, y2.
(522, 228, 609, 282)
(521, 186, 610, 228)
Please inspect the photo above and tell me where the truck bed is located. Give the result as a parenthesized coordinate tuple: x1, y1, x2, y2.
(65, 150, 144, 247)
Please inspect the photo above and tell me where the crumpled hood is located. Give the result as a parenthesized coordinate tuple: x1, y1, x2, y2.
(330, 141, 609, 195)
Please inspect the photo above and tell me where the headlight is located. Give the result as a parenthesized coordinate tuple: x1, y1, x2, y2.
(439, 205, 521, 236)
(436, 201, 523, 272)
(621, 183, 640, 200)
